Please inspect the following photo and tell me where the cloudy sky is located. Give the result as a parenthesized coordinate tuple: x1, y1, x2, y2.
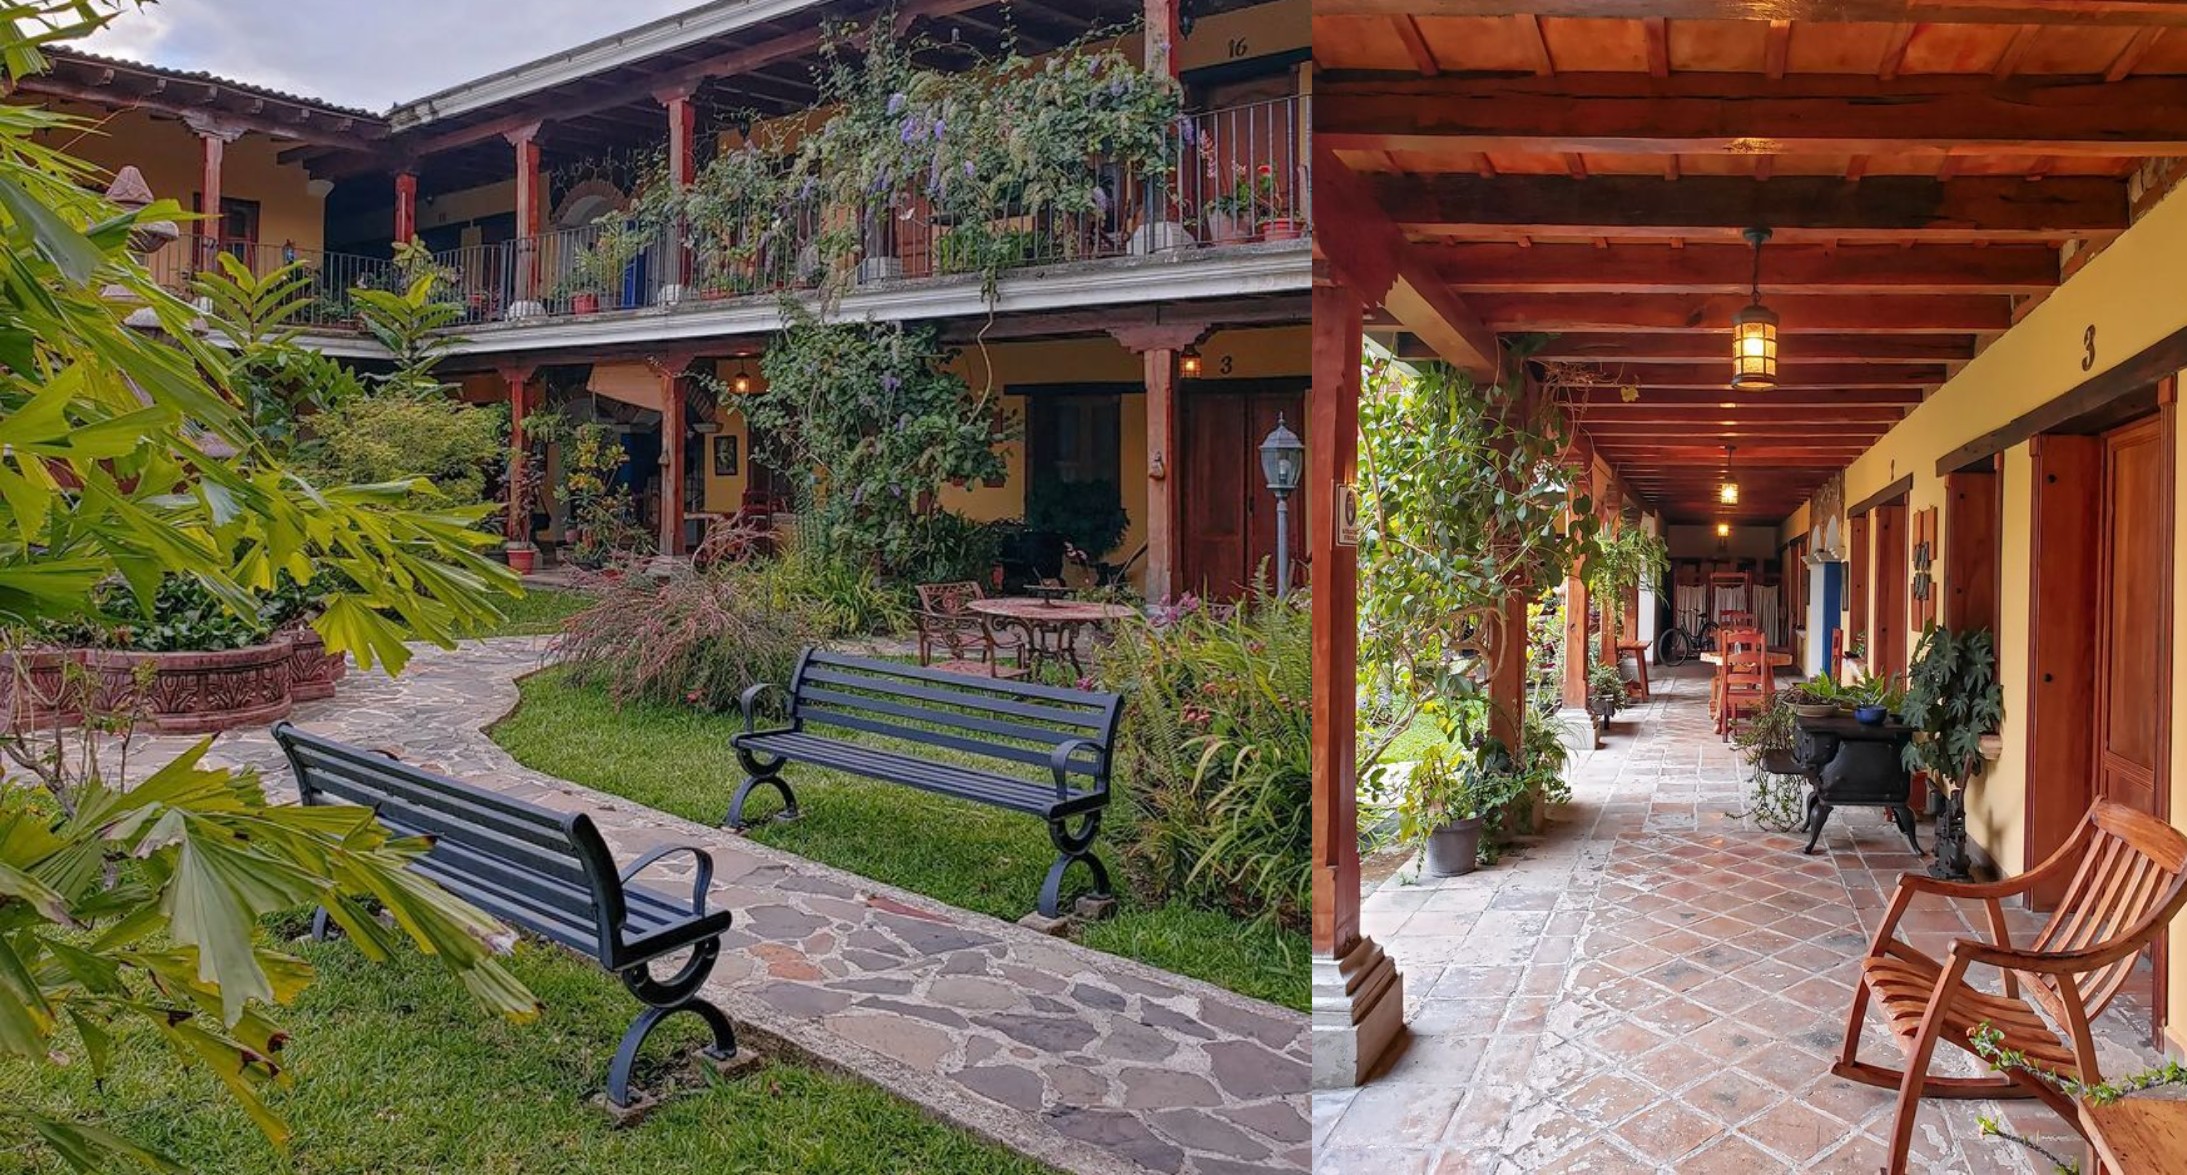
(78, 0, 704, 111)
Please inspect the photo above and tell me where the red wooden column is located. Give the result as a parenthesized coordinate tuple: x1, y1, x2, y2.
(1310, 283, 1402, 1088)
(1110, 323, 1204, 602)
(656, 357, 693, 556)
(1563, 483, 1592, 709)
(658, 88, 697, 290)
(1143, 0, 1180, 79)
(506, 124, 544, 307)
(500, 366, 533, 542)
(185, 114, 242, 271)
(393, 171, 419, 246)
(1598, 477, 1621, 673)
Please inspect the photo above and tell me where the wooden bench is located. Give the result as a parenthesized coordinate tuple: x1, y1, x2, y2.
(728, 649, 1124, 919)
(273, 723, 743, 1110)
(1835, 799, 2187, 1174)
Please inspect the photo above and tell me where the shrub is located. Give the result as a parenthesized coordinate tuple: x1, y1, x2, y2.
(1097, 591, 1309, 930)
(893, 510, 1008, 587)
(747, 542, 910, 638)
(302, 395, 508, 507)
(99, 575, 271, 652)
(1026, 478, 1130, 560)
(548, 564, 814, 710)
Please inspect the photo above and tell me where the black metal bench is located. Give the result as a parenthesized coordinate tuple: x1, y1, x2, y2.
(273, 722, 742, 1110)
(728, 650, 1125, 919)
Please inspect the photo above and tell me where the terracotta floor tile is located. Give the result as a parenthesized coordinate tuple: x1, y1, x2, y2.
(1741, 1099, 1848, 1165)
(1611, 1099, 1723, 1164)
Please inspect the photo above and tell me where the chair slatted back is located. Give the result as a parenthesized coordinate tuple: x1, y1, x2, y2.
(2026, 801, 2187, 1023)
(915, 581, 984, 615)
(789, 651, 1122, 787)
(273, 723, 631, 963)
(1721, 629, 1772, 694)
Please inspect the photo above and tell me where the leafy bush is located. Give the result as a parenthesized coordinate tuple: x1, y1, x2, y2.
(100, 576, 272, 652)
(302, 395, 508, 507)
(747, 542, 910, 638)
(893, 510, 1007, 587)
(548, 564, 814, 710)
(1026, 478, 1130, 560)
(1097, 591, 1309, 930)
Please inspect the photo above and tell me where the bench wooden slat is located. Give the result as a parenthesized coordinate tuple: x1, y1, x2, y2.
(800, 660, 1119, 722)
(795, 683, 1107, 755)
(287, 744, 584, 861)
(739, 732, 1106, 816)
(284, 737, 575, 833)
(797, 701, 1106, 777)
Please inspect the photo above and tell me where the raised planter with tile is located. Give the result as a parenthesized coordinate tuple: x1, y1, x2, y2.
(1, 648, 83, 732)
(285, 627, 347, 702)
(88, 638, 296, 734)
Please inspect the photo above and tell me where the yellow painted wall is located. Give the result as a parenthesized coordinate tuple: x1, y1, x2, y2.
(1783, 178, 2187, 1050)
(34, 103, 328, 252)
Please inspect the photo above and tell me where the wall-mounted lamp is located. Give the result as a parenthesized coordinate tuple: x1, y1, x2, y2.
(1179, 347, 1203, 378)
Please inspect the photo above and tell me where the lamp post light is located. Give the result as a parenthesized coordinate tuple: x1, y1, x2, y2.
(1259, 414, 1305, 597)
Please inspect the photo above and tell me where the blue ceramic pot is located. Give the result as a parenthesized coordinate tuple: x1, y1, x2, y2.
(1854, 705, 1888, 726)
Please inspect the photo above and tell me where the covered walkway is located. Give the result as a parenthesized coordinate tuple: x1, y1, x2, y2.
(1313, 669, 2162, 1173)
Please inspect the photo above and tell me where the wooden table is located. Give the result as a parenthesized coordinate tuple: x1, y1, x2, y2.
(967, 598, 1139, 676)
(2082, 1098, 2187, 1174)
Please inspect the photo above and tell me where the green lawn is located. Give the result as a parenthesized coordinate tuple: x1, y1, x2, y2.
(0, 938, 1051, 1175)
(490, 670, 1308, 1010)
(470, 586, 593, 638)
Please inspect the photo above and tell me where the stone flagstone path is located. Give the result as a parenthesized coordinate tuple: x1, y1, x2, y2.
(149, 638, 1306, 1175)
(1315, 665, 2165, 1174)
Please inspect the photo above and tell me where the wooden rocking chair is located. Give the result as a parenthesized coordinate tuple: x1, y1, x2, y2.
(1835, 799, 2187, 1174)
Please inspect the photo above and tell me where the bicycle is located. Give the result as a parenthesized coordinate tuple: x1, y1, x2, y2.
(1657, 615, 1718, 667)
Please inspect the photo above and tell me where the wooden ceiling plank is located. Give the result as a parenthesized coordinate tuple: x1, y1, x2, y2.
(1992, 24, 2038, 80)
(1549, 361, 1943, 386)
(1646, 17, 1673, 78)
(1391, 15, 1442, 75)
(1518, 14, 1556, 76)
(1764, 19, 1792, 80)
(2108, 26, 2165, 80)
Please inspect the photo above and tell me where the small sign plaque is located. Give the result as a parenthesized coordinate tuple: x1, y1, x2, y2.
(1335, 484, 1362, 547)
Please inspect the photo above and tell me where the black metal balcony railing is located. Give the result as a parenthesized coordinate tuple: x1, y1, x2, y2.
(429, 96, 1311, 329)
(143, 238, 401, 331)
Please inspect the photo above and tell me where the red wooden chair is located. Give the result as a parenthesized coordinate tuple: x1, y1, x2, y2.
(1716, 628, 1773, 739)
(1836, 800, 2187, 1174)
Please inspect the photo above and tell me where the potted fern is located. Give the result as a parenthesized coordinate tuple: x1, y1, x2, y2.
(1900, 624, 2004, 880)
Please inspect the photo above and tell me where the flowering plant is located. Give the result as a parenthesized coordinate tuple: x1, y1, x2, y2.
(1204, 162, 1282, 221)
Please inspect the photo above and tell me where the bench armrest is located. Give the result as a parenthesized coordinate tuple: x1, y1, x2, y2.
(618, 844, 715, 914)
(1050, 737, 1105, 799)
(738, 681, 793, 737)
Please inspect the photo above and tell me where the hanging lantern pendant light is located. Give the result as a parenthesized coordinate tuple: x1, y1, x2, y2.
(1731, 226, 1779, 391)
(1719, 444, 1740, 505)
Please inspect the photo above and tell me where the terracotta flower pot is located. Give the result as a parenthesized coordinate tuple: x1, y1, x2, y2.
(570, 292, 601, 315)
(507, 543, 538, 575)
(285, 628, 347, 703)
(88, 639, 295, 734)
(1205, 211, 1254, 245)
(1261, 217, 1303, 241)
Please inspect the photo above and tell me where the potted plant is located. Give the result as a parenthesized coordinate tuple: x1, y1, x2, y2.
(1583, 525, 1669, 647)
(1395, 740, 1526, 877)
(1259, 165, 1305, 241)
(558, 219, 645, 314)
(1201, 162, 1270, 244)
(1588, 662, 1625, 726)
(88, 576, 296, 733)
(1900, 625, 2004, 880)
(1785, 676, 1841, 720)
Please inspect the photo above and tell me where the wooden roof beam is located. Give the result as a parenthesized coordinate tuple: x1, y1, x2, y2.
(1369, 174, 2128, 240)
(1318, 73, 2187, 159)
(1549, 362, 1943, 388)
(1314, 1, 2187, 27)
(1529, 332, 1976, 363)
(1434, 241, 2058, 295)
(1315, 147, 1500, 379)
(1475, 292, 2011, 333)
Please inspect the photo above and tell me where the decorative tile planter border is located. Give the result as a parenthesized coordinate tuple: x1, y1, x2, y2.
(87, 639, 298, 734)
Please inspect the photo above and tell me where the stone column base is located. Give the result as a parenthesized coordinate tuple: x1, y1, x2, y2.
(1313, 934, 1404, 1088)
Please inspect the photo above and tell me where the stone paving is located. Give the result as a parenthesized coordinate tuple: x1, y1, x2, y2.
(141, 638, 1306, 1175)
(1314, 665, 2166, 1174)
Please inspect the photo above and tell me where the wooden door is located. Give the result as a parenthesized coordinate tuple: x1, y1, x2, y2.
(1872, 502, 1909, 676)
(2096, 414, 2171, 819)
(2025, 435, 2103, 911)
(1179, 385, 1306, 597)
